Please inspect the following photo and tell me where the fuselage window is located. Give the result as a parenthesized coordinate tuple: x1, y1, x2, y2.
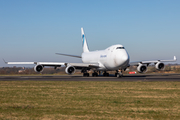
(116, 47, 125, 49)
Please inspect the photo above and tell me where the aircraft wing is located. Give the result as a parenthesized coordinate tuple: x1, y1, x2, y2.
(130, 56, 177, 66)
(68, 63, 99, 68)
(4, 61, 65, 67)
(3, 59, 99, 68)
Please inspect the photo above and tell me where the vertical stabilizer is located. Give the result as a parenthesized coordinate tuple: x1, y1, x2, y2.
(81, 28, 89, 52)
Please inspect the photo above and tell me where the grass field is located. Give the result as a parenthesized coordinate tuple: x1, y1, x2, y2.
(0, 81, 180, 120)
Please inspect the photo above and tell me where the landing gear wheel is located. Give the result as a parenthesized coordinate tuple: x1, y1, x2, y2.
(83, 73, 89, 77)
(103, 72, 109, 77)
(92, 72, 98, 77)
(115, 70, 123, 78)
(106, 73, 109, 76)
(115, 73, 118, 77)
(116, 73, 123, 78)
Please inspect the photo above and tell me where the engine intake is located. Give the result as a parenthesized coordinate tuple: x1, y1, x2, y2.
(137, 64, 147, 73)
(34, 64, 44, 72)
(155, 62, 165, 70)
(65, 66, 76, 75)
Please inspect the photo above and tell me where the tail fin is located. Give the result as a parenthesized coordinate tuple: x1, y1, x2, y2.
(81, 28, 89, 52)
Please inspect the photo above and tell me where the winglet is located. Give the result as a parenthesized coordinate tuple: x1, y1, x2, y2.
(2, 59, 7, 64)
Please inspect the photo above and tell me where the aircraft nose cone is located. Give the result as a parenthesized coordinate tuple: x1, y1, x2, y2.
(115, 53, 129, 67)
(121, 54, 128, 62)
(121, 54, 129, 67)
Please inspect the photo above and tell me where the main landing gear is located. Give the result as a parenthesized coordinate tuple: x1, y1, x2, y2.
(115, 70, 123, 78)
(103, 71, 109, 76)
(81, 69, 89, 77)
(81, 69, 123, 78)
(82, 69, 99, 77)
(83, 73, 89, 77)
(92, 71, 98, 77)
(83, 71, 98, 77)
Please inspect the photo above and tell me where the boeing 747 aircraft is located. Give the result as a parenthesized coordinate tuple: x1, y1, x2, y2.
(4, 28, 177, 77)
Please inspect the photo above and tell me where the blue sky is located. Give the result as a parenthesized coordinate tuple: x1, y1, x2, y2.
(0, 0, 179, 67)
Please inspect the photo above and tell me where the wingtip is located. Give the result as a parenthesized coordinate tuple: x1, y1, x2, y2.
(2, 58, 7, 64)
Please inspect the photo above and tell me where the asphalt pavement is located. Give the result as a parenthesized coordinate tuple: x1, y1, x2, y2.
(0, 74, 180, 81)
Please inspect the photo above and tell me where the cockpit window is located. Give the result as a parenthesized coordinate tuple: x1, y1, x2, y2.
(116, 47, 125, 49)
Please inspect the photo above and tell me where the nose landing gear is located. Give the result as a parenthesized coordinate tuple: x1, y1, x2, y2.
(115, 70, 123, 78)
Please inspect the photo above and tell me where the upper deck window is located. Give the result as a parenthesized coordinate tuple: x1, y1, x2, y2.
(116, 47, 125, 49)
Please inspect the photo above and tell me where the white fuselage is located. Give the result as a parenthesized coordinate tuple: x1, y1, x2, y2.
(81, 44, 130, 71)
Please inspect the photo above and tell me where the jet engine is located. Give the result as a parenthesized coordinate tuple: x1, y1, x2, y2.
(155, 62, 165, 70)
(65, 66, 76, 75)
(137, 64, 147, 73)
(34, 64, 44, 72)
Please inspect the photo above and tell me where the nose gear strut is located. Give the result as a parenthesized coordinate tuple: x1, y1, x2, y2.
(115, 70, 123, 78)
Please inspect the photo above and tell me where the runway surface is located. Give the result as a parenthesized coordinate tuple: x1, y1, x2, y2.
(0, 74, 180, 81)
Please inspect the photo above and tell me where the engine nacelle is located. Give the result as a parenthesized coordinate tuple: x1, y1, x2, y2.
(65, 66, 76, 75)
(137, 64, 147, 73)
(34, 64, 44, 72)
(155, 62, 165, 70)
